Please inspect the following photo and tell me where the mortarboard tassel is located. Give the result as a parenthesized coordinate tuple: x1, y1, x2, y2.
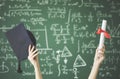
(17, 60, 22, 73)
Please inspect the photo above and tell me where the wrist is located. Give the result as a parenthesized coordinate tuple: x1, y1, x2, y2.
(34, 62, 40, 69)
(93, 62, 101, 68)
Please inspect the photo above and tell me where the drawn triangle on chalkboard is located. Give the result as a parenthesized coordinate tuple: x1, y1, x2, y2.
(61, 46, 72, 57)
(73, 54, 86, 67)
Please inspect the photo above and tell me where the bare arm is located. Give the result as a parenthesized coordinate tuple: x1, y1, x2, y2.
(28, 45, 43, 79)
(88, 46, 105, 79)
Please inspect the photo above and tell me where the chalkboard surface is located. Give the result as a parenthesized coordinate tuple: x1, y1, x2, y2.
(0, 0, 120, 79)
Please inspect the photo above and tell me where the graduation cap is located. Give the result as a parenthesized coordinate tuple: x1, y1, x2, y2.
(5, 23, 36, 73)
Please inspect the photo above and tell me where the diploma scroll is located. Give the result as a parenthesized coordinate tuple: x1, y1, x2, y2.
(98, 20, 107, 49)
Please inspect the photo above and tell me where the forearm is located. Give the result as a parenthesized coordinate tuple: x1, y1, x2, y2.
(88, 63, 100, 79)
(34, 62, 43, 79)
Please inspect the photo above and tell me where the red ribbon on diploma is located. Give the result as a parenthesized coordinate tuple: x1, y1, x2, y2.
(96, 27, 111, 39)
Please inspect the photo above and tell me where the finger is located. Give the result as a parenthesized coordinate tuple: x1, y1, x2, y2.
(98, 52, 104, 56)
(97, 45, 105, 52)
(28, 44, 31, 55)
(33, 49, 38, 54)
(98, 53, 105, 60)
(32, 52, 39, 59)
(97, 49, 104, 53)
(102, 45, 105, 51)
(30, 49, 38, 57)
(97, 44, 105, 50)
(30, 45, 35, 52)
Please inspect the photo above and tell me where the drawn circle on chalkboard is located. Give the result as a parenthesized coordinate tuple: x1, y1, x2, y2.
(73, 68, 77, 72)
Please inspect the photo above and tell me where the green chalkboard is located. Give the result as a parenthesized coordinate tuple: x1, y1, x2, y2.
(0, 0, 120, 79)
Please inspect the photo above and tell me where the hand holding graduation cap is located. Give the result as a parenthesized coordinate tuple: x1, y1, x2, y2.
(28, 45, 39, 67)
(5, 23, 37, 73)
(6, 23, 42, 79)
(28, 45, 43, 79)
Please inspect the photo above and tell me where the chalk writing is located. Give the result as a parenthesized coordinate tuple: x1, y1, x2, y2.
(0, 0, 120, 79)
(0, 62, 9, 73)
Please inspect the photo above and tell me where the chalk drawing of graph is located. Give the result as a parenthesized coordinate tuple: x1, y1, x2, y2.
(32, 26, 52, 51)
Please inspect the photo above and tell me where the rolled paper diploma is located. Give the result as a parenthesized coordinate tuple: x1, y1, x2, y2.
(98, 20, 107, 49)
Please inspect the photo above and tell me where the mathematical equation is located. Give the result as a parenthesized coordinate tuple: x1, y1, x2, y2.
(0, 0, 120, 79)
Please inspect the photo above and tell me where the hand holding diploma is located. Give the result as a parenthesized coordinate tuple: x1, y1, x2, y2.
(96, 20, 111, 49)
(88, 20, 109, 79)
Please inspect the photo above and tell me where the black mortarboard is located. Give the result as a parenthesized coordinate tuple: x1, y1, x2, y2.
(5, 23, 36, 73)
